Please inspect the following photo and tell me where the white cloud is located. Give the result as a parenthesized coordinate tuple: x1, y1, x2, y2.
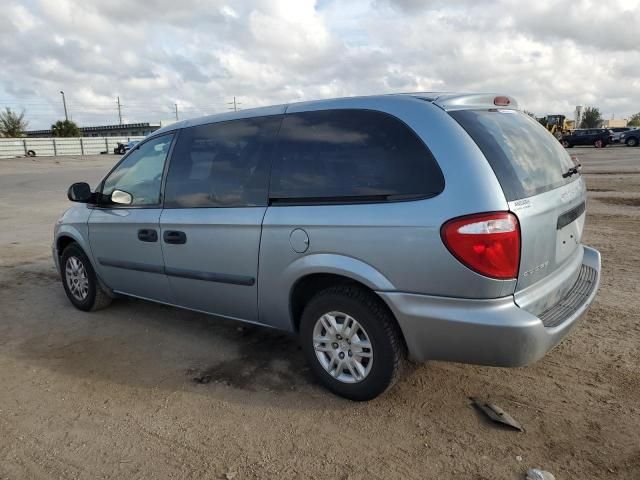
(1, 0, 639, 128)
(9, 4, 41, 32)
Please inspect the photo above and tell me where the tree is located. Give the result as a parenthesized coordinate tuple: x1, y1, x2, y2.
(580, 107, 603, 128)
(51, 119, 81, 137)
(0, 108, 28, 137)
(628, 112, 640, 127)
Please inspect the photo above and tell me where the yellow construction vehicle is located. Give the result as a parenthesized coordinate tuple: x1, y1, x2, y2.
(540, 115, 573, 139)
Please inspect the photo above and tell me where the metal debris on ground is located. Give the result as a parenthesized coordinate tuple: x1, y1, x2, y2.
(470, 397, 524, 431)
(526, 468, 556, 480)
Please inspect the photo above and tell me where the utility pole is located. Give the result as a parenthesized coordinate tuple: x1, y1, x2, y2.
(227, 96, 241, 112)
(174, 103, 179, 121)
(60, 91, 68, 121)
(116, 96, 123, 125)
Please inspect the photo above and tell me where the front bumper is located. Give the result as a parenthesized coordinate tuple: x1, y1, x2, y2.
(379, 246, 601, 366)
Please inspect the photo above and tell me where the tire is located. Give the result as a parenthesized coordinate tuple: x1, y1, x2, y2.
(626, 137, 639, 147)
(26, 150, 36, 157)
(594, 139, 603, 148)
(60, 243, 112, 311)
(299, 285, 406, 401)
(561, 140, 572, 148)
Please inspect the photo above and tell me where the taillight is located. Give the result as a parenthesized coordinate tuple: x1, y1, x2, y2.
(441, 212, 520, 279)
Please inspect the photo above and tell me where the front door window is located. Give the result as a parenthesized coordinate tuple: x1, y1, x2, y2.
(102, 134, 174, 206)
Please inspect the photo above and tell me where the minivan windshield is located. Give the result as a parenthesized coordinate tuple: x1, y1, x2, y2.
(450, 109, 578, 200)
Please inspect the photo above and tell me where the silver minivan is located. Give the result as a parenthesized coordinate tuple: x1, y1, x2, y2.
(54, 93, 601, 400)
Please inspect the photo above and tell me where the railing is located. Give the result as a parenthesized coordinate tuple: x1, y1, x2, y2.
(0, 136, 145, 159)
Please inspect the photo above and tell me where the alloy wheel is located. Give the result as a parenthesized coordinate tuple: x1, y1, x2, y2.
(312, 311, 373, 383)
(65, 256, 89, 301)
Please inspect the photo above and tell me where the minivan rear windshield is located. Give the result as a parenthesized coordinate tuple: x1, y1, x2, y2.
(450, 109, 578, 200)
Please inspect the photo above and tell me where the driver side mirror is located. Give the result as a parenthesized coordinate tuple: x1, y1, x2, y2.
(111, 189, 133, 205)
(67, 182, 92, 203)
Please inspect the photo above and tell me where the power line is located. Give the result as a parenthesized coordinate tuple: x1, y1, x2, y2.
(1, 95, 245, 128)
(227, 96, 241, 112)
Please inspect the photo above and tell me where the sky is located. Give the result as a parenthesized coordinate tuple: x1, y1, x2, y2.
(1, 0, 639, 130)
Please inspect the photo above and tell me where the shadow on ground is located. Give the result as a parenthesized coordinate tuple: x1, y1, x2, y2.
(5, 263, 332, 407)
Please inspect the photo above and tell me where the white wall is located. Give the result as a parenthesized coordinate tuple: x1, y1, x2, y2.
(0, 136, 145, 159)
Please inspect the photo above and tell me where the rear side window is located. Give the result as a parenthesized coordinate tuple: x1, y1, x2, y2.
(270, 109, 444, 202)
(164, 116, 281, 208)
(450, 110, 577, 200)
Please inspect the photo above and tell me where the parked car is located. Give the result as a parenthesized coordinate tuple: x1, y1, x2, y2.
(609, 127, 633, 143)
(561, 128, 612, 148)
(113, 140, 139, 155)
(53, 93, 601, 400)
(619, 128, 640, 147)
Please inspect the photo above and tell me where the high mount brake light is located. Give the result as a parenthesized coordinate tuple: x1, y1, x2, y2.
(441, 212, 520, 279)
(494, 96, 511, 106)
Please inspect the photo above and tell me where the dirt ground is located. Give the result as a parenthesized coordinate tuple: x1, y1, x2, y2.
(0, 147, 639, 480)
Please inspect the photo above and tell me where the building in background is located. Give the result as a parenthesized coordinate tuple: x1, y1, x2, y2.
(603, 119, 628, 128)
(574, 105, 583, 129)
(25, 122, 160, 138)
(160, 119, 178, 128)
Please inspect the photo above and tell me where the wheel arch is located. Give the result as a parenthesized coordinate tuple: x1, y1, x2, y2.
(55, 229, 114, 298)
(56, 234, 77, 257)
(283, 254, 398, 333)
(54, 225, 98, 277)
(55, 228, 91, 259)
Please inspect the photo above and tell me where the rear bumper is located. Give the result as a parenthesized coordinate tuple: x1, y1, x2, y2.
(379, 246, 601, 366)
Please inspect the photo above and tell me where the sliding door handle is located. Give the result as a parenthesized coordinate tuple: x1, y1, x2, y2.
(163, 230, 187, 244)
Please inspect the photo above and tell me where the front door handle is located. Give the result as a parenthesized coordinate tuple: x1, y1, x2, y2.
(163, 230, 187, 244)
(137, 229, 158, 242)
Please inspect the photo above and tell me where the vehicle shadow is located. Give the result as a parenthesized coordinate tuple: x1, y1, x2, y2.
(7, 263, 380, 409)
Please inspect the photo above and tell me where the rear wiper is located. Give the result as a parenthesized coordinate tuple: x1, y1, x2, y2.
(562, 164, 582, 178)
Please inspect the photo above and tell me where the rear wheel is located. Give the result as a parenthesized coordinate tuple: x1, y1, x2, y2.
(61, 243, 112, 311)
(299, 285, 406, 401)
(626, 137, 639, 147)
(594, 139, 604, 148)
(561, 140, 572, 148)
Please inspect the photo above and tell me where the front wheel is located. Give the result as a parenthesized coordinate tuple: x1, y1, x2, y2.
(60, 243, 112, 311)
(561, 140, 572, 148)
(299, 285, 406, 401)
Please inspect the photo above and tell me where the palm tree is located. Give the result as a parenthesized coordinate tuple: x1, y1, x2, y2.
(51, 119, 81, 137)
(0, 108, 28, 137)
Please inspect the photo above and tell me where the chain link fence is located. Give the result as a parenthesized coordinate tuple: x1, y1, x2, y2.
(0, 136, 145, 159)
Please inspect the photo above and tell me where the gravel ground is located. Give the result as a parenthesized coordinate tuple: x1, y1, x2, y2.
(0, 147, 639, 479)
